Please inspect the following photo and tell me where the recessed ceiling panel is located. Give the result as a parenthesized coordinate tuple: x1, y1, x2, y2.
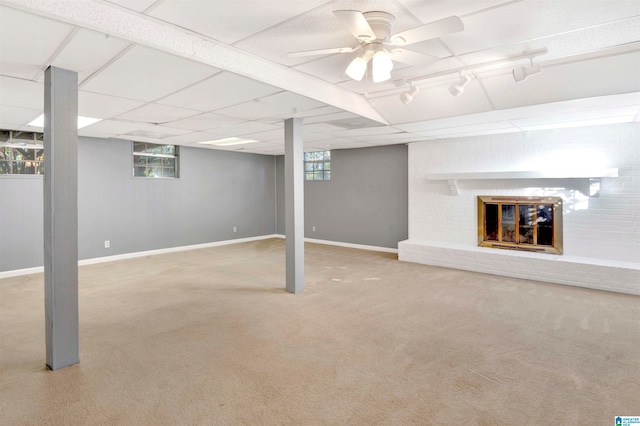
(399, 0, 513, 22)
(0, 105, 41, 126)
(0, 76, 43, 110)
(0, 6, 75, 80)
(78, 91, 145, 119)
(442, 0, 640, 56)
(104, 0, 159, 13)
(214, 92, 326, 120)
(148, 0, 329, 45)
(157, 72, 280, 112)
(49, 29, 131, 84)
(81, 45, 218, 102)
(80, 119, 155, 135)
(162, 131, 227, 144)
(213, 121, 281, 137)
(163, 113, 245, 132)
(116, 103, 202, 123)
(482, 52, 640, 110)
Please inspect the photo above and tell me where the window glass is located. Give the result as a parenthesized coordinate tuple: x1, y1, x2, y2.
(304, 151, 330, 180)
(132, 142, 178, 178)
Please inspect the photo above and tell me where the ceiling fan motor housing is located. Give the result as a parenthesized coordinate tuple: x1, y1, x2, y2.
(362, 11, 395, 41)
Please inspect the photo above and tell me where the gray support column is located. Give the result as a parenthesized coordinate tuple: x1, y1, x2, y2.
(44, 66, 79, 370)
(284, 118, 304, 293)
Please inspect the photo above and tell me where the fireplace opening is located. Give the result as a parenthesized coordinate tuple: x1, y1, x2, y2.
(478, 196, 563, 254)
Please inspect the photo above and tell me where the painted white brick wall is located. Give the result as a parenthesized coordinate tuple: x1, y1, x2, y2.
(399, 123, 640, 295)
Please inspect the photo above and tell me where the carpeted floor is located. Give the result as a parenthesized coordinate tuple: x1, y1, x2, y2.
(0, 238, 638, 425)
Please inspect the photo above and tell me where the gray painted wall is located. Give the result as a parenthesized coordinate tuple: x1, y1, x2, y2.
(276, 144, 408, 249)
(0, 137, 276, 272)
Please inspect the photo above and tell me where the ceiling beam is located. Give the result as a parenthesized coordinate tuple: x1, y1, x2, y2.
(1, 0, 389, 125)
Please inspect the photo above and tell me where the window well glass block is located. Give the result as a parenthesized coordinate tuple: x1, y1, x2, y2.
(305, 163, 313, 172)
(305, 172, 314, 180)
(313, 171, 323, 180)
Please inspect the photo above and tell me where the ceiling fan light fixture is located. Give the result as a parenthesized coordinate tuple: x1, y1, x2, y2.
(400, 82, 420, 104)
(372, 49, 393, 83)
(449, 71, 471, 97)
(346, 55, 368, 81)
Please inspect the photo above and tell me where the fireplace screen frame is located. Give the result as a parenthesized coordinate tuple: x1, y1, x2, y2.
(477, 196, 563, 255)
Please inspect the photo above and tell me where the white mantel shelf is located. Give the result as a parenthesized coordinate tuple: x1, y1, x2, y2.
(426, 168, 619, 181)
(426, 168, 618, 195)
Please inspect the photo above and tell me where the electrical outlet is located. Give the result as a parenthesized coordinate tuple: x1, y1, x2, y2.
(233, 226, 237, 233)
(312, 226, 316, 232)
(104, 240, 110, 248)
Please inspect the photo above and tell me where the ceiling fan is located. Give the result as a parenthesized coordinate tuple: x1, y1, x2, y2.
(288, 10, 464, 83)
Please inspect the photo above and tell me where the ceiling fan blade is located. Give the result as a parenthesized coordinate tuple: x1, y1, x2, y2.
(389, 16, 464, 46)
(333, 10, 377, 41)
(389, 49, 439, 68)
(288, 46, 359, 57)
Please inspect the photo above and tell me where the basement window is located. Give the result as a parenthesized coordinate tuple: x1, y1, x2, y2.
(0, 129, 44, 175)
(304, 150, 330, 180)
(477, 196, 563, 254)
(133, 142, 179, 178)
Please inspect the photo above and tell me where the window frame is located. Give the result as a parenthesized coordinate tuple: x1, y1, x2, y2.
(132, 142, 179, 179)
(477, 195, 563, 255)
(304, 150, 330, 181)
(0, 130, 45, 176)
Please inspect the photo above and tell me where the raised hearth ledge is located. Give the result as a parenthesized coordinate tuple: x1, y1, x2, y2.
(398, 239, 639, 296)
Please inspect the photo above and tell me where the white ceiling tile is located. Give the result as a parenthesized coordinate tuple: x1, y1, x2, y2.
(162, 131, 227, 144)
(482, 51, 640, 110)
(442, 0, 640, 56)
(350, 132, 412, 142)
(416, 121, 517, 137)
(214, 91, 326, 120)
(0, 6, 75, 80)
(81, 119, 155, 135)
(163, 113, 245, 132)
(49, 29, 131, 84)
(510, 106, 640, 128)
(116, 103, 202, 123)
(0, 105, 41, 126)
(0, 76, 43, 110)
(157, 72, 280, 111)
(78, 91, 145, 119)
(81, 45, 218, 102)
(242, 129, 285, 142)
(104, 0, 159, 13)
(213, 121, 281, 137)
(302, 131, 333, 142)
(398, 0, 513, 22)
(293, 53, 358, 84)
(332, 125, 404, 137)
(148, 0, 329, 45)
(303, 111, 362, 125)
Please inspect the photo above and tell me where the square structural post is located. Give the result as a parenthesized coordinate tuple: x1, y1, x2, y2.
(44, 66, 79, 370)
(284, 118, 304, 293)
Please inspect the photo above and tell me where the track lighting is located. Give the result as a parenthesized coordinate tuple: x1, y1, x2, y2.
(513, 57, 541, 82)
(449, 71, 470, 97)
(399, 81, 419, 104)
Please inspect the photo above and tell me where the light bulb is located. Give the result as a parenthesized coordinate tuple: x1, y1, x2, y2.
(372, 50, 393, 83)
(345, 56, 367, 81)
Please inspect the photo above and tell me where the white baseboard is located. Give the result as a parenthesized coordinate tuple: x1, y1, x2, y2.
(0, 235, 279, 279)
(274, 234, 398, 254)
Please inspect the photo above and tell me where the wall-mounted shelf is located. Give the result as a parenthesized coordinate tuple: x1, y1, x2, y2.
(426, 168, 619, 196)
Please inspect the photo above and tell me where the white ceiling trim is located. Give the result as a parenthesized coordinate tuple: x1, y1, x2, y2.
(0, 0, 387, 125)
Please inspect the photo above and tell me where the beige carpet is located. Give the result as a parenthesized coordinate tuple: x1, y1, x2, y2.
(1, 238, 638, 425)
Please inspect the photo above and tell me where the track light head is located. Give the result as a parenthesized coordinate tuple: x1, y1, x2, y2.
(513, 63, 541, 82)
(400, 82, 419, 104)
(449, 71, 471, 97)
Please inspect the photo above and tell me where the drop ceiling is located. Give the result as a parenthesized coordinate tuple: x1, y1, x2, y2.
(0, 0, 638, 155)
